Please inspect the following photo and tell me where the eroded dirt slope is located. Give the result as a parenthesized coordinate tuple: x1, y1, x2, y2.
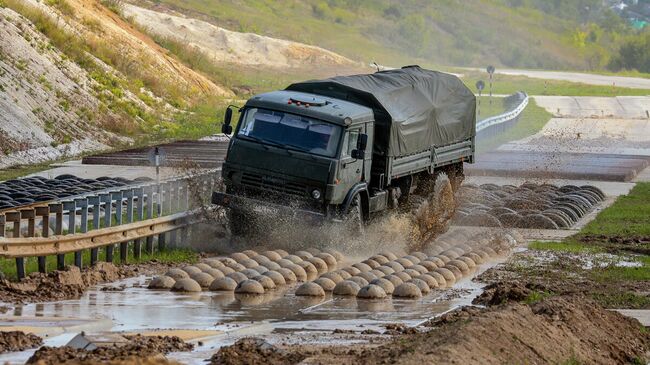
(0, 7, 111, 167)
(122, 3, 364, 70)
(21, 0, 230, 99)
(0, 0, 233, 168)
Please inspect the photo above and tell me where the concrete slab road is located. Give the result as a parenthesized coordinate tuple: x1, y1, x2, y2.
(491, 69, 650, 89)
(533, 96, 650, 118)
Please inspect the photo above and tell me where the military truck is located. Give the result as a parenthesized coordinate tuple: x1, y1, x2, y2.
(212, 66, 476, 235)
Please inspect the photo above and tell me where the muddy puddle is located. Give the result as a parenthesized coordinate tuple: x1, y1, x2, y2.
(0, 257, 502, 365)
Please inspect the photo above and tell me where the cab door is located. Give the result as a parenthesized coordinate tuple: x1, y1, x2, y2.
(338, 127, 364, 189)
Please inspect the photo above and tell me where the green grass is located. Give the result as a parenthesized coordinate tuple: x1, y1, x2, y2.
(523, 290, 554, 304)
(591, 256, 650, 282)
(462, 71, 650, 97)
(591, 265, 650, 282)
(477, 98, 553, 152)
(0, 161, 57, 182)
(580, 183, 650, 236)
(591, 292, 650, 309)
(528, 241, 601, 253)
(476, 96, 506, 119)
(0, 248, 197, 281)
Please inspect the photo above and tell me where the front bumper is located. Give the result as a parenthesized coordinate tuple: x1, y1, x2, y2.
(211, 191, 326, 221)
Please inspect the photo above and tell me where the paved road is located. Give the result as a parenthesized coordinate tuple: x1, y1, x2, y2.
(492, 69, 650, 89)
(533, 96, 650, 118)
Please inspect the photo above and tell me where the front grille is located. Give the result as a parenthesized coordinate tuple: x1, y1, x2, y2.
(241, 172, 307, 197)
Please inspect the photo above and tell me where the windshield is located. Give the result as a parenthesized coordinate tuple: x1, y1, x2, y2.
(237, 108, 342, 157)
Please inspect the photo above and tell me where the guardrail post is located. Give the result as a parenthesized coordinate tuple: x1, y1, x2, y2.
(144, 186, 154, 254)
(124, 189, 136, 261)
(49, 203, 64, 270)
(100, 193, 114, 262)
(35, 206, 51, 271)
(20, 209, 38, 273)
(175, 180, 183, 213)
(181, 180, 190, 211)
(112, 191, 127, 263)
(88, 195, 100, 265)
(74, 198, 89, 269)
(63, 201, 77, 270)
(135, 187, 145, 258)
(178, 180, 189, 247)
(0, 214, 4, 278)
(158, 183, 168, 251)
(169, 181, 179, 248)
(6, 212, 24, 280)
(164, 182, 173, 214)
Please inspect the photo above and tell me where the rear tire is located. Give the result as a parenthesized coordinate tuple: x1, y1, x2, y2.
(445, 162, 465, 192)
(410, 172, 456, 245)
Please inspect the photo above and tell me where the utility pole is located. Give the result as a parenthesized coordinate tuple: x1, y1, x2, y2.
(487, 65, 495, 105)
(476, 80, 485, 117)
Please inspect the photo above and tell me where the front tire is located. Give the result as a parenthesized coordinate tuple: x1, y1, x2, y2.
(343, 195, 365, 236)
(227, 210, 249, 237)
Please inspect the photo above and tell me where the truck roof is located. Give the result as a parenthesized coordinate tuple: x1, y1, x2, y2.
(244, 90, 374, 126)
(287, 66, 476, 157)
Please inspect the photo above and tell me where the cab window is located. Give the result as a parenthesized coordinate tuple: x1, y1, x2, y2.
(342, 129, 360, 157)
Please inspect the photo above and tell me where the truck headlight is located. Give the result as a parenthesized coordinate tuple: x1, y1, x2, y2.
(311, 189, 321, 200)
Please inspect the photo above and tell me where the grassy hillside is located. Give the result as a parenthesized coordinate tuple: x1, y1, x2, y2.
(138, 0, 646, 72)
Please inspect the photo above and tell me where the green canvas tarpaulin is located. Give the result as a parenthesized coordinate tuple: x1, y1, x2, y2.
(287, 66, 476, 157)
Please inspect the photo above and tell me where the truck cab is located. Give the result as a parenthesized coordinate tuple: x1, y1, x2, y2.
(214, 91, 375, 232)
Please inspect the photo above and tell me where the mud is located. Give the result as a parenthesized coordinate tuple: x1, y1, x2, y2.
(472, 281, 538, 306)
(26, 335, 193, 365)
(0, 331, 43, 354)
(209, 338, 305, 365)
(477, 247, 650, 309)
(0, 262, 185, 304)
(580, 234, 650, 255)
(245, 295, 649, 364)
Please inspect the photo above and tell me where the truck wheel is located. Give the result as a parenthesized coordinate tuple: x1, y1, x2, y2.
(446, 163, 465, 192)
(432, 172, 456, 223)
(344, 195, 365, 236)
(410, 172, 455, 244)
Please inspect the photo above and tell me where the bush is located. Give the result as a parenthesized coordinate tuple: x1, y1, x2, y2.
(608, 30, 650, 73)
(45, 0, 74, 16)
(100, 0, 123, 15)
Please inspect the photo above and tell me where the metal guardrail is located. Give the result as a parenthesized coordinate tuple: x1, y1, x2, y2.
(0, 172, 218, 279)
(0, 210, 201, 258)
(476, 92, 529, 133)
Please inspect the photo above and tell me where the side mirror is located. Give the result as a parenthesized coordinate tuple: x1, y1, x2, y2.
(351, 133, 368, 159)
(351, 149, 365, 159)
(357, 133, 368, 151)
(222, 107, 233, 135)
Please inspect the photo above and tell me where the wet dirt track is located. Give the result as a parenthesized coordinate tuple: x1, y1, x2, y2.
(0, 259, 498, 364)
(1, 93, 648, 363)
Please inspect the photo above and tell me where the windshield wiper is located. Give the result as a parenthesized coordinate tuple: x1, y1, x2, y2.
(241, 135, 283, 150)
(284, 143, 320, 161)
(242, 135, 319, 160)
(284, 143, 310, 153)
